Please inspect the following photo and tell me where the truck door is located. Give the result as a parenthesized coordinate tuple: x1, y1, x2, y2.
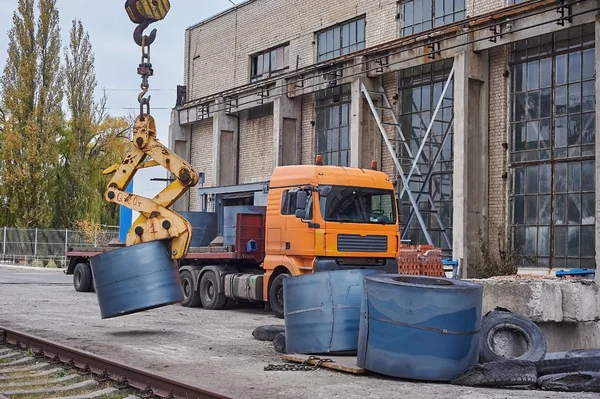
(281, 189, 315, 257)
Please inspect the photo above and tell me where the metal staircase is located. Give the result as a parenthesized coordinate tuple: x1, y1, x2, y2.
(360, 65, 455, 252)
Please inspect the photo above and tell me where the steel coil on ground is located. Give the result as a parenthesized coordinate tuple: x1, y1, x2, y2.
(283, 269, 381, 354)
(357, 274, 483, 381)
(89, 240, 184, 319)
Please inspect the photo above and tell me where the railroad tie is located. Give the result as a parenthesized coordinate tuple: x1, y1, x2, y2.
(0, 352, 20, 361)
(0, 373, 79, 389)
(3, 356, 34, 366)
(1, 379, 99, 396)
(0, 367, 63, 381)
(49, 387, 121, 399)
(0, 362, 48, 374)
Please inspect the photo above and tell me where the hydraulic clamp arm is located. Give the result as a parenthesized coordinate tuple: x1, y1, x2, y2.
(103, 115, 199, 259)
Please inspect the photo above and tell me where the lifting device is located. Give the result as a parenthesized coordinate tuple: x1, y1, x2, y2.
(102, 0, 199, 259)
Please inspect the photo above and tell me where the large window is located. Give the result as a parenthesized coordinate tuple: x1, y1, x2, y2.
(250, 44, 289, 82)
(315, 84, 351, 167)
(319, 186, 397, 225)
(509, 25, 595, 269)
(399, 60, 454, 250)
(317, 17, 365, 63)
(400, 0, 465, 36)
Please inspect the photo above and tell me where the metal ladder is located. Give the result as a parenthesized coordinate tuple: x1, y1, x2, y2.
(360, 66, 455, 251)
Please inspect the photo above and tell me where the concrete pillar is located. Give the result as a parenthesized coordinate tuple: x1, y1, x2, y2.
(594, 15, 600, 282)
(273, 79, 302, 167)
(453, 49, 490, 278)
(349, 56, 378, 169)
(212, 97, 239, 186)
(168, 109, 192, 212)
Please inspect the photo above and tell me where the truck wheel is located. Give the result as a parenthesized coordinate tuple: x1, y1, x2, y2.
(199, 271, 227, 310)
(73, 263, 92, 292)
(180, 270, 201, 307)
(269, 273, 290, 319)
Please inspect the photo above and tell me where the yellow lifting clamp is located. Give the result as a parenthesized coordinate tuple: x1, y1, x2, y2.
(102, 115, 199, 259)
(101, 0, 198, 259)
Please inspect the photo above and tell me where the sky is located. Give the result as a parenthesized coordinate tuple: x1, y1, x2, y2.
(0, 0, 234, 203)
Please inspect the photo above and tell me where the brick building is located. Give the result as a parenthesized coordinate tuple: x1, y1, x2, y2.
(169, 0, 599, 275)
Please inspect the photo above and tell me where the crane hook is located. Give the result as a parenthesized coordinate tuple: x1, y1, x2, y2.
(134, 20, 157, 47)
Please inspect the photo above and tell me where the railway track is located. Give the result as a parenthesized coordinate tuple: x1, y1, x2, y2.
(0, 326, 230, 399)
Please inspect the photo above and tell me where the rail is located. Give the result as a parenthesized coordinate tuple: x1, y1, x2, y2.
(0, 326, 230, 399)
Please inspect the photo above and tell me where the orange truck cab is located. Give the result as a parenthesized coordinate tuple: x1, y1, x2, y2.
(261, 163, 400, 317)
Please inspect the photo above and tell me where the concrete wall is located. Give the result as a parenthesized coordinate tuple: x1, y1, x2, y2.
(185, 0, 398, 100)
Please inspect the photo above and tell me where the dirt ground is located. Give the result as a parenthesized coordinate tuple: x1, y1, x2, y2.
(0, 267, 596, 399)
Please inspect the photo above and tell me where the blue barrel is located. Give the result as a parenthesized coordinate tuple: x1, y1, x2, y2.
(357, 274, 483, 381)
(284, 269, 381, 354)
(89, 240, 184, 319)
(179, 211, 218, 247)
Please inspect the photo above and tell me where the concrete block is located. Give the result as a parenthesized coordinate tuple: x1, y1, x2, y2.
(537, 321, 600, 352)
(470, 278, 599, 323)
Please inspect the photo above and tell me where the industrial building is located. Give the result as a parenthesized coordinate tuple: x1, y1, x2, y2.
(168, 0, 599, 275)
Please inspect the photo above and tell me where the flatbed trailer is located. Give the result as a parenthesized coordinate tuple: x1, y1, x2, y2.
(65, 213, 279, 314)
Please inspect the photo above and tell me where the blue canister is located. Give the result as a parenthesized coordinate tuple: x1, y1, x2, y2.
(284, 269, 381, 354)
(90, 240, 184, 319)
(357, 274, 483, 381)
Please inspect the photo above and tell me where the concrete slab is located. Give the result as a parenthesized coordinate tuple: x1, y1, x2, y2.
(471, 277, 599, 323)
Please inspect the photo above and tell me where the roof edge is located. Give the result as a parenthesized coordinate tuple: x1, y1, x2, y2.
(186, 0, 257, 31)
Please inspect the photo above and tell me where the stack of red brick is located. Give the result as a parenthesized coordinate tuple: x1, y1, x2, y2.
(398, 245, 445, 277)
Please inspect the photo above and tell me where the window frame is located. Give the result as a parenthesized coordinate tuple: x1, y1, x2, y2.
(316, 16, 366, 63)
(508, 24, 596, 269)
(315, 84, 352, 167)
(250, 43, 290, 83)
(399, 0, 466, 37)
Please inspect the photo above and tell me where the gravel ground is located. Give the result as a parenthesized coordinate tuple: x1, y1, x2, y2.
(0, 267, 596, 399)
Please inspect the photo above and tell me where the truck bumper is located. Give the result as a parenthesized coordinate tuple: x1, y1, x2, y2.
(313, 257, 397, 274)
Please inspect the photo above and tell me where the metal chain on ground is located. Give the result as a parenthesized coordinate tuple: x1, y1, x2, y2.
(264, 356, 334, 371)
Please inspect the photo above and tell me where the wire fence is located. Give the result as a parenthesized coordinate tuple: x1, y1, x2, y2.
(0, 227, 119, 269)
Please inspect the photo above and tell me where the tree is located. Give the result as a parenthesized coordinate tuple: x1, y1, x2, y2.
(0, 0, 63, 227)
(54, 19, 132, 228)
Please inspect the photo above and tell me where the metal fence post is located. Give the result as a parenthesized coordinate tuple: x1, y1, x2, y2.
(2, 227, 5, 258)
(34, 228, 38, 257)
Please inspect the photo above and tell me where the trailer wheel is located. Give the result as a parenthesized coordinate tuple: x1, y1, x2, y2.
(269, 273, 290, 319)
(199, 271, 227, 310)
(73, 263, 92, 292)
(180, 270, 201, 307)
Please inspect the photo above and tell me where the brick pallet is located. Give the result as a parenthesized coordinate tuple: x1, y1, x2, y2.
(398, 245, 445, 277)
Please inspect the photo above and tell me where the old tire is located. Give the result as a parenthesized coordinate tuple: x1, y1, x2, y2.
(253, 325, 285, 341)
(535, 356, 600, 377)
(273, 332, 286, 354)
(269, 273, 289, 319)
(479, 309, 547, 363)
(450, 360, 537, 387)
(199, 271, 227, 310)
(566, 349, 600, 359)
(180, 270, 201, 308)
(537, 372, 600, 392)
(73, 263, 92, 292)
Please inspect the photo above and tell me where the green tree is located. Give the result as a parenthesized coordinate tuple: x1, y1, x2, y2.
(0, 0, 63, 227)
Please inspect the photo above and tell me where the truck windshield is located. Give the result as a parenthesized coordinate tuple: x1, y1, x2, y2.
(319, 186, 396, 224)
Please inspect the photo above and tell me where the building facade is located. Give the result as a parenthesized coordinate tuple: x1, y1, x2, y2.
(169, 0, 599, 276)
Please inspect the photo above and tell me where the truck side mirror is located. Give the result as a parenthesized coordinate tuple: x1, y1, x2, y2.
(295, 191, 308, 210)
(295, 209, 306, 219)
(319, 186, 332, 198)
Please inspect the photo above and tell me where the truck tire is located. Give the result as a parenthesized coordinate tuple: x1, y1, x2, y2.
(479, 309, 547, 363)
(450, 360, 537, 387)
(199, 271, 227, 310)
(535, 356, 600, 377)
(180, 270, 201, 307)
(269, 273, 290, 319)
(536, 372, 600, 392)
(73, 263, 92, 292)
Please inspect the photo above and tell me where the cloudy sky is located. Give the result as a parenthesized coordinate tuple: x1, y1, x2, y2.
(0, 0, 233, 200)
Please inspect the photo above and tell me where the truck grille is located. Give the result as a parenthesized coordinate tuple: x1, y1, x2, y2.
(337, 234, 388, 252)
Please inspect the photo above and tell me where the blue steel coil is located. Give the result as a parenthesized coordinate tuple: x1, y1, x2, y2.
(89, 240, 184, 319)
(357, 274, 483, 381)
(178, 211, 218, 247)
(283, 269, 381, 354)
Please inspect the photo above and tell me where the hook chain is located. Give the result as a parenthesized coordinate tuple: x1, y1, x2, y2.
(137, 36, 154, 120)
